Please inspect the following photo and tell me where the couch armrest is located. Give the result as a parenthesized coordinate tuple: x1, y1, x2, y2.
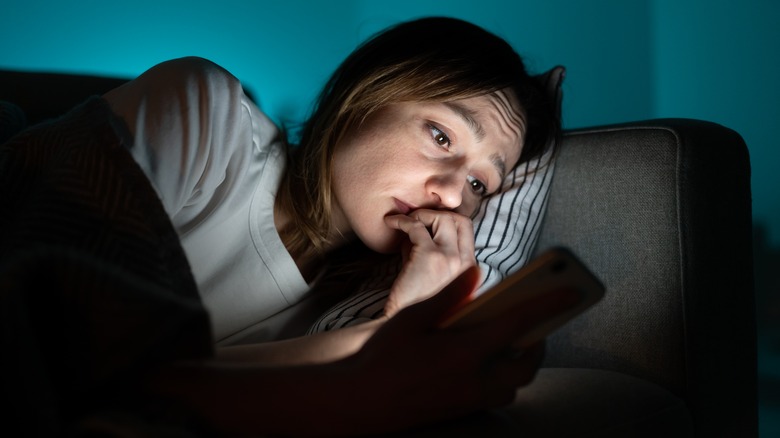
(0, 69, 129, 125)
(536, 118, 756, 437)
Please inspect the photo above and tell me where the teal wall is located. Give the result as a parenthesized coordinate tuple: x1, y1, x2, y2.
(655, 0, 780, 251)
(2, 1, 779, 433)
(0, 0, 657, 131)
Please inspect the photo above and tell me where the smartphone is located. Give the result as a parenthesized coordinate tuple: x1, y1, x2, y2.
(438, 247, 605, 347)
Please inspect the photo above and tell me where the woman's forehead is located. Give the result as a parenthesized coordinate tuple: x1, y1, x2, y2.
(454, 90, 525, 161)
(463, 90, 525, 137)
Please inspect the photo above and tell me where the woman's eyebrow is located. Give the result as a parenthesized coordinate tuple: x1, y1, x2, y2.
(443, 101, 486, 142)
(490, 152, 507, 184)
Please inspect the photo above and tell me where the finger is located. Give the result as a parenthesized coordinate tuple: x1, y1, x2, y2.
(427, 214, 462, 258)
(384, 215, 435, 248)
(454, 214, 475, 265)
(410, 210, 473, 260)
(387, 213, 463, 263)
(408, 209, 465, 230)
(429, 213, 457, 246)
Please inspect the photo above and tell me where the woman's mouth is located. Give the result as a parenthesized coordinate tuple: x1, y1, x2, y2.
(393, 198, 414, 215)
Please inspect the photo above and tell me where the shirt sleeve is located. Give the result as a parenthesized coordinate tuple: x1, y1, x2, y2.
(103, 57, 255, 228)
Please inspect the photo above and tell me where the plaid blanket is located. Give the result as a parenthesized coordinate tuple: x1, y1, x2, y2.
(0, 97, 213, 435)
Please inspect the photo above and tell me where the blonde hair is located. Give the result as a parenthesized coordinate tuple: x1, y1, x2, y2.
(277, 17, 558, 260)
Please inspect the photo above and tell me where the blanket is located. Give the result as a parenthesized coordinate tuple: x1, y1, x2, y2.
(0, 97, 213, 436)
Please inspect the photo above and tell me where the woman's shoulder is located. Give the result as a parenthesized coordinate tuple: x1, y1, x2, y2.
(139, 57, 243, 97)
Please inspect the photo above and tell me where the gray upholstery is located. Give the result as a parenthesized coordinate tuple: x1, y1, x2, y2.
(532, 119, 756, 437)
(507, 368, 694, 437)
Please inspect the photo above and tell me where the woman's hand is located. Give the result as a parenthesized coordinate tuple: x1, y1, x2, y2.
(335, 266, 580, 434)
(383, 209, 477, 316)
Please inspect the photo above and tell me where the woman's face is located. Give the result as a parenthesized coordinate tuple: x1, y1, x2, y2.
(331, 89, 525, 253)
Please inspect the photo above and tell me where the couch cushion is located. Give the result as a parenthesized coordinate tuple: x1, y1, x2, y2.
(376, 368, 692, 437)
(502, 368, 693, 437)
(0, 70, 128, 125)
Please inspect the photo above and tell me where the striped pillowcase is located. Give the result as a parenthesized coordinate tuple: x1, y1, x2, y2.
(472, 147, 555, 295)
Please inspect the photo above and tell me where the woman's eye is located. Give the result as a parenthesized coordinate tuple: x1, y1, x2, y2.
(428, 124, 451, 149)
(467, 175, 488, 196)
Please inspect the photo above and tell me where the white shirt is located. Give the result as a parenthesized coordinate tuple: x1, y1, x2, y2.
(104, 57, 309, 345)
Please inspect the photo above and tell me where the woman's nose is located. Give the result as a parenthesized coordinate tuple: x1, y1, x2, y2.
(427, 174, 463, 209)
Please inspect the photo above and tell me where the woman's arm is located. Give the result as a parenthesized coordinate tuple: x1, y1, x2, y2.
(215, 317, 387, 365)
(147, 267, 578, 437)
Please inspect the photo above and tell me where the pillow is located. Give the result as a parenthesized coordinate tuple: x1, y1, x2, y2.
(471, 64, 564, 293)
(308, 66, 565, 332)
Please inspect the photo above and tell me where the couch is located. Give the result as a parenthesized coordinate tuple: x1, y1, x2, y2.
(516, 118, 756, 437)
(0, 68, 757, 437)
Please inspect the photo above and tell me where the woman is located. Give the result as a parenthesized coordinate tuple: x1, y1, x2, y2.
(101, 16, 566, 436)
